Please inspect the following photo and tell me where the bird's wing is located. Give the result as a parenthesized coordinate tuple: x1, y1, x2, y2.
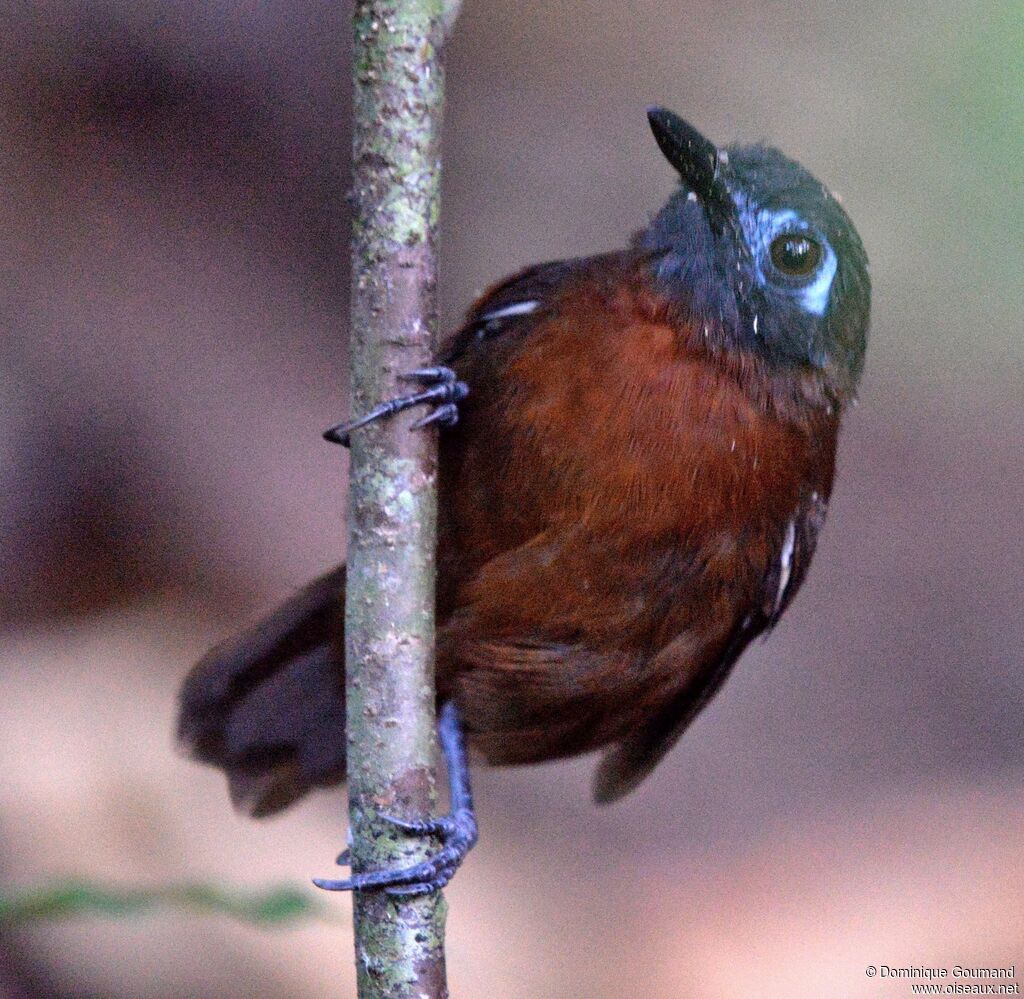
(442, 622, 642, 766)
(591, 495, 828, 803)
(590, 615, 761, 803)
(434, 251, 636, 608)
(442, 256, 600, 365)
(176, 257, 604, 815)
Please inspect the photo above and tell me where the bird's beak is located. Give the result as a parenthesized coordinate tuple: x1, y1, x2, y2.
(647, 107, 734, 230)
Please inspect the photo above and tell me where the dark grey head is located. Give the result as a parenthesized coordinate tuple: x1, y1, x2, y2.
(639, 107, 870, 393)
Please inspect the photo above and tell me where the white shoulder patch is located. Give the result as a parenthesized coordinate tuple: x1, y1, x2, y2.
(479, 300, 539, 323)
(774, 519, 797, 614)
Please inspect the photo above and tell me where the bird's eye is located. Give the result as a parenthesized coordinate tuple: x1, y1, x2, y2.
(769, 233, 822, 278)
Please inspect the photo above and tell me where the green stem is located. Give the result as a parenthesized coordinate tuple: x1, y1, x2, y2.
(0, 881, 328, 927)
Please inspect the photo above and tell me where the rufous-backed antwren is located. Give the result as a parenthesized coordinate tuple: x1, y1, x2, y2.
(179, 107, 871, 895)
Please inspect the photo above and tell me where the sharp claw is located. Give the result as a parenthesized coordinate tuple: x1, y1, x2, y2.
(378, 813, 433, 834)
(384, 870, 454, 897)
(379, 813, 456, 837)
(401, 366, 456, 383)
(411, 403, 458, 431)
(384, 883, 436, 898)
(313, 876, 357, 891)
(378, 814, 458, 839)
(315, 855, 442, 893)
(315, 835, 469, 894)
(323, 423, 353, 447)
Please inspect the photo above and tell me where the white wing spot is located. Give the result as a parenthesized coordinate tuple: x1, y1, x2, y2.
(775, 519, 797, 614)
(479, 300, 540, 322)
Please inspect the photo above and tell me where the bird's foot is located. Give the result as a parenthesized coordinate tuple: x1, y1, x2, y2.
(316, 702, 478, 897)
(315, 808, 478, 897)
(323, 367, 469, 447)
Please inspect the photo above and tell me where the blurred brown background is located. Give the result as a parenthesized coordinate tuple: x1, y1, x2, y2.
(1, 1, 1022, 997)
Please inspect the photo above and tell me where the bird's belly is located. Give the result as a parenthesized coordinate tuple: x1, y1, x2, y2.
(439, 514, 767, 763)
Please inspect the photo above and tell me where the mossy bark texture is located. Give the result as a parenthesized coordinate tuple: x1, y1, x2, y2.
(345, 1, 460, 997)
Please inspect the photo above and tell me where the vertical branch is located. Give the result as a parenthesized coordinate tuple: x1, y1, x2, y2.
(345, 1, 461, 997)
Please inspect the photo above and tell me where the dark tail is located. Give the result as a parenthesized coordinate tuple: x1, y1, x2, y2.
(177, 565, 348, 817)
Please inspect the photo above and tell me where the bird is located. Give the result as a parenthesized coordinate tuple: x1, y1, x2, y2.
(178, 106, 870, 895)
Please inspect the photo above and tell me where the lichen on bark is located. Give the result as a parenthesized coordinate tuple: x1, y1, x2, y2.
(344, 1, 461, 997)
